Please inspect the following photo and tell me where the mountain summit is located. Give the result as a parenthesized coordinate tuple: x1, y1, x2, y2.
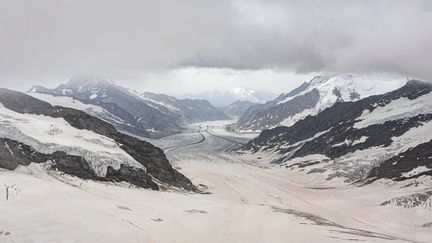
(29, 76, 228, 138)
(235, 75, 407, 131)
(240, 80, 432, 183)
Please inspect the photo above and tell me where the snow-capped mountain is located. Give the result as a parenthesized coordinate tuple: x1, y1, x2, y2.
(29, 76, 228, 138)
(129, 91, 229, 122)
(0, 88, 195, 191)
(240, 80, 432, 184)
(235, 75, 407, 131)
(221, 100, 259, 118)
(177, 87, 276, 107)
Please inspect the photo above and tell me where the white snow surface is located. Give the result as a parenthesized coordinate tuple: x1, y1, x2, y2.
(402, 166, 431, 178)
(352, 136, 369, 146)
(279, 75, 406, 127)
(281, 119, 432, 183)
(28, 93, 125, 124)
(0, 104, 143, 176)
(127, 89, 181, 112)
(141, 96, 179, 111)
(28, 93, 105, 113)
(332, 120, 432, 179)
(354, 92, 432, 128)
(1, 120, 431, 242)
(274, 86, 432, 183)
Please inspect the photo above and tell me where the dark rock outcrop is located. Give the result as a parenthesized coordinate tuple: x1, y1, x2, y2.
(243, 80, 432, 153)
(240, 80, 432, 183)
(291, 113, 432, 160)
(0, 88, 195, 191)
(0, 138, 45, 169)
(235, 75, 404, 132)
(140, 92, 229, 122)
(30, 77, 182, 138)
(367, 140, 432, 181)
(221, 100, 259, 118)
(0, 138, 160, 189)
(29, 76, 229, 138)
(235, 86, 321, 131)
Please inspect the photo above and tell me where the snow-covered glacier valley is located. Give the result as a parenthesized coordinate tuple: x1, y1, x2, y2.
(1, 120, 431, 243)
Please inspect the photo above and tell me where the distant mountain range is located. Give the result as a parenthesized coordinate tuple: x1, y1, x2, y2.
(221, 100, 259, 118)
(234, 75, 407, 131)
(134, 91, 229, 122)
(0, 88, 195, 191)
(28, 76, 228, 138)
(239, 80, 432, 184)
(176, 87, 276, 107)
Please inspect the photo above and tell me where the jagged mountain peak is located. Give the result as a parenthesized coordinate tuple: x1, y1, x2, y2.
(222, 100, 259, 118)
(240, 79, 432, 183)
(26, 77, 229, 138)
(67, 75, 114, 87)
(29, 75, 118, 99)
(282, 74, 404, 103)
(235, 74, 407, 131)
(0, 88, 195, 191)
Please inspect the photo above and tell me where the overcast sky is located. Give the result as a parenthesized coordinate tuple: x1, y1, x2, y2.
(0, 0, 430, 93)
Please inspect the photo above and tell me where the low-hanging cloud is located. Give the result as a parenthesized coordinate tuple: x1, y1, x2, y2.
(0, 0, 431, 87)
(187, 0, 432, 80)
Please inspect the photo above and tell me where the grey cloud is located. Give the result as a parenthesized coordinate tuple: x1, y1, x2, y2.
(186, 0, 432, 80)
(0, 0, 236, 84)
(0, 0, 431, 88)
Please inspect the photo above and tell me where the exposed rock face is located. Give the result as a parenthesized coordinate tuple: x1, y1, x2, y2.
(367, 140, 432, 181)
(240, 80, 432, 183)
(235, 75, 406, 131)
(30, 77, 181, 138)
(221, 100, 259, 118)
(105, 165, 159, 190)
(138, 92, 229, 122)
(0, 137, 159, 189)
(237, 89, 320, 130)
(29, 76, 228, 138)
(381, 191, 432, 210)
(0, 88, 195, 191)
(289, 113, 432, 160)
(0, 138, 44, 169)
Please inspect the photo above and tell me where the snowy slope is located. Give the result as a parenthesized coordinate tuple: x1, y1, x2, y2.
(354, 92, 432, 129)
(29, 76, 229, 138)
(1, 106, 431, 242)
(279, 75, 407, 126)
(0, 104, 142, 176)
(28, 76, 183, 138)
(128, 90, 229, 122)
(0, 88, 195, 190)
(236, 75, 407, 131)
(240, 80, 432, 184)
(29, 93, 126, 125)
